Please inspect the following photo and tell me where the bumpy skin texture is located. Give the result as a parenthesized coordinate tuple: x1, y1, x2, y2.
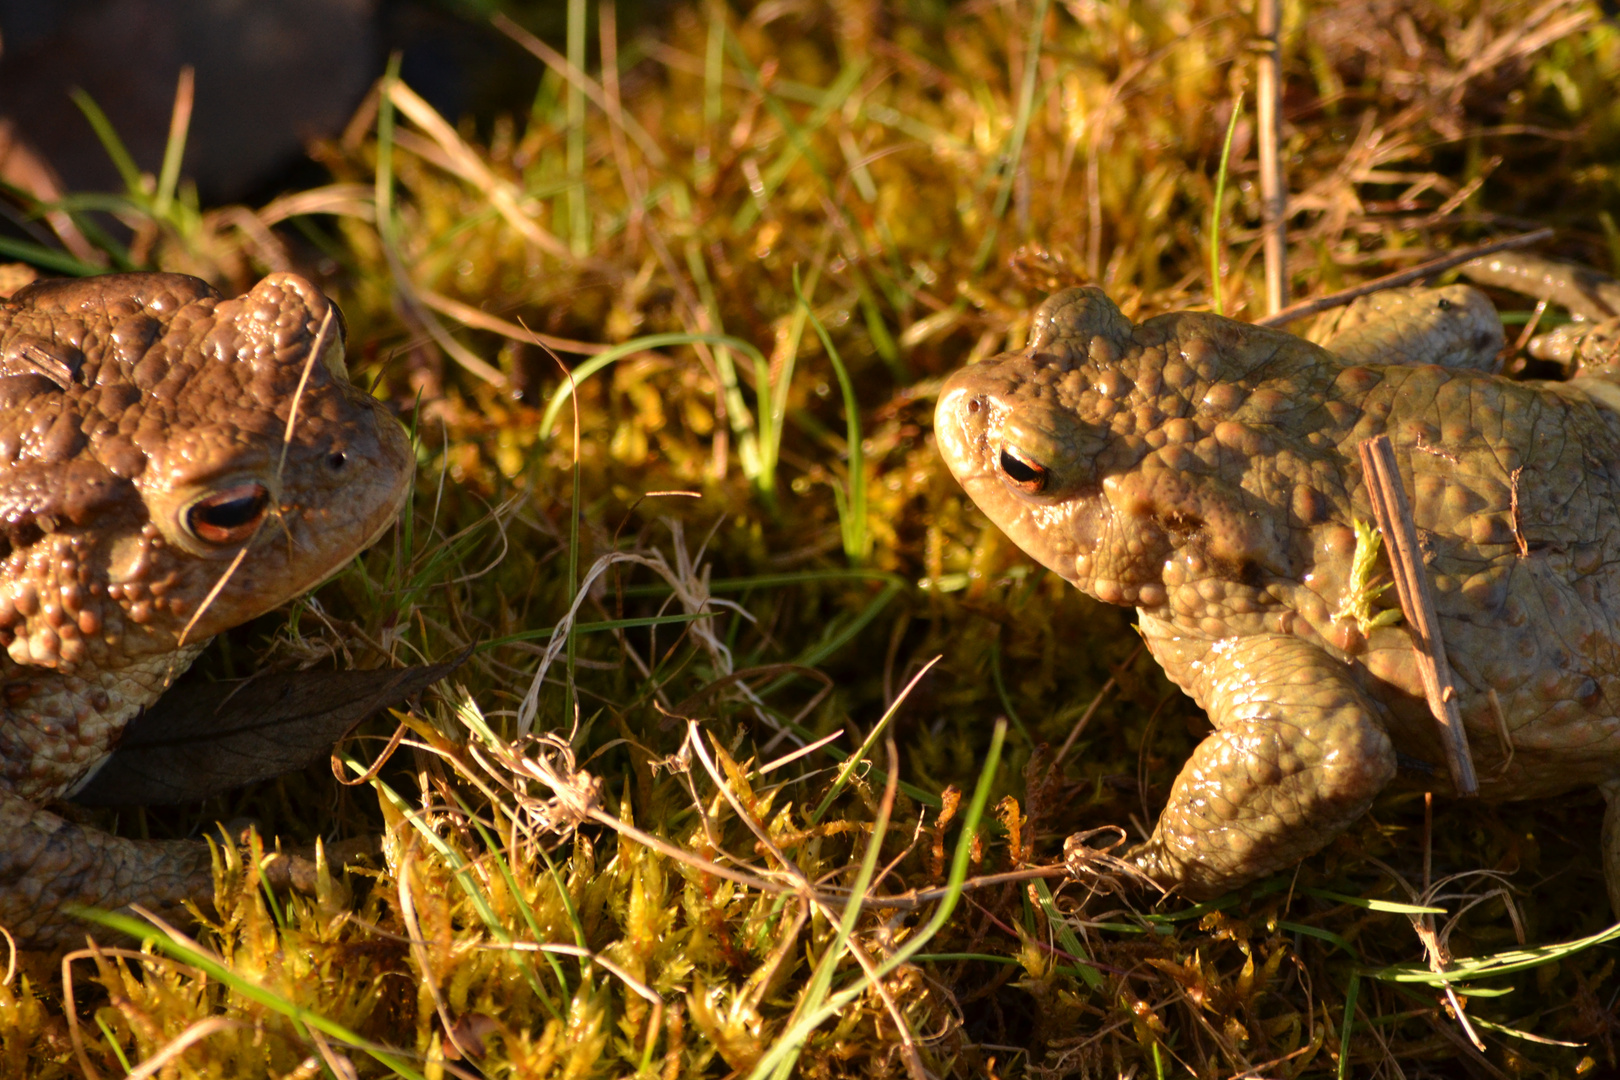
(936, 282, 1620, 903)
(0, 272, 412, 946)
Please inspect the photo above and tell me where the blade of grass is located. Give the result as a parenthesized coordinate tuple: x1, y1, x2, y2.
(0, 236, 105, 276)
(1031, 878, 1105, 990)
(969, 0, 1052, 274)
(767, 741, 900, 1080)
(375, 54, 404, 252)
(567, 0, 589, 255)
(793, 269, 868, 564)
(809, 657, 941, 824)
(478, 611, 718, 652)
(152, 66, 194, 220)
(682, 241, 771, 489)
(729, 58, 868, 235)
(1338, 972, 1359, 1080)
(1364, 920, 1620, 983)
(622, 568, 908, 596)
(759, 239, 830, 492)
(538, 331, 769, 440)
(746, 719, 1007, 1080)
(1209, 92, 1245, 317)
(69, 90, 145, 197)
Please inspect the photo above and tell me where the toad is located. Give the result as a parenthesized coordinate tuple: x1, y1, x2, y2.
(935, 264, 1620, 908)
(0, 271, 412, 946)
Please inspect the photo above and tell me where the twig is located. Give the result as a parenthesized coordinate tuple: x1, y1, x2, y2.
(1357, 435, 1478, 796)
(859, 865, 1072, 910)
(1254, 0, 1287, 314)
(1256, 228, 1554, 327)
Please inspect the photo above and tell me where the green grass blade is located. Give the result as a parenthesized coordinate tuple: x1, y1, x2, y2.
(538, 331, 769, 439)
(478, 611, 718, 651)
(153, 67, 193, 219)
(746, 719, 1007, 1079)
(809, 657, 940, 824)
(1364, 919, 1620, 983)
(0, 236, 105, 276)
(566, 0, 589, 255)
(793, 269, 868, 564)
(1209, 92, 1245, 317)
(375, 53, 404, 251)
(970, 0, 1052, 274)
(69, 89, 146, 197)
(1337, 972, 1359, 1080)
(1032, 877, 1105, 990)
(771, 744, 898, 1078)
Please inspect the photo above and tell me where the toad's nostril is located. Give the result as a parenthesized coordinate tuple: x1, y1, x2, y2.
(967, 398, 981, 414)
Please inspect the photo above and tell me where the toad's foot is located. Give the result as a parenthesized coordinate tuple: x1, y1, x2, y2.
(0, 795, 213, 949)
(1127, 634, 1397, 897)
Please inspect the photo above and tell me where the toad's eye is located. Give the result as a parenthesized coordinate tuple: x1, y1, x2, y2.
(185, 483, 270, 545)
(998, 447, 1048, 494)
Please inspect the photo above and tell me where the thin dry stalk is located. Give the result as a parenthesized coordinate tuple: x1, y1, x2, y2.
(1357, 435, 1478, 795)
(1255, 0, 1287, 313)
(1257, 228, 1554, 327)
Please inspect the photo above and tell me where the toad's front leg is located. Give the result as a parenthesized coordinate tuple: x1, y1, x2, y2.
(1126, 633, 1397, 898)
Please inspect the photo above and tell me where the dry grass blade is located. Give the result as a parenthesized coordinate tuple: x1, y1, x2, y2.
(256, 183, 376, 225)
(415, 287, 607, 355)
(1257, 228, 1554, 327)
(491, 11, 668, 167)
(1358, 435, 1478, 795)
(384, 81, 572, 260)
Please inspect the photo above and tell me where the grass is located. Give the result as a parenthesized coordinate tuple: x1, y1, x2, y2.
(3, 0, 1620, 1075)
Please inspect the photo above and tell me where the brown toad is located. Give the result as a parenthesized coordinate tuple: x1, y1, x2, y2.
(0, 271, 412, 946)
(935, 272, 1620, 908)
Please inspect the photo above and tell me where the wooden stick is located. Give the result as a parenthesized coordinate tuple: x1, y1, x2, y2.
(1357, 435, 1479, 796)
(1255, 0, 1287, 315)
(1256, 228, 1553, 327)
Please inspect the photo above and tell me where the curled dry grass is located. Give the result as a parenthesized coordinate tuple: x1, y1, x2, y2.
(5, 0, 1620, 1075)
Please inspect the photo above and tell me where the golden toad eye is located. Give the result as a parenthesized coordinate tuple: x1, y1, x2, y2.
(998, 447, 1048, 494)
(184, 483, 271, 545)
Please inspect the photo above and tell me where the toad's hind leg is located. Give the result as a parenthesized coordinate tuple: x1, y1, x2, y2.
(0, 794, 214, 948)
(1127, 634, 1397, 897)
